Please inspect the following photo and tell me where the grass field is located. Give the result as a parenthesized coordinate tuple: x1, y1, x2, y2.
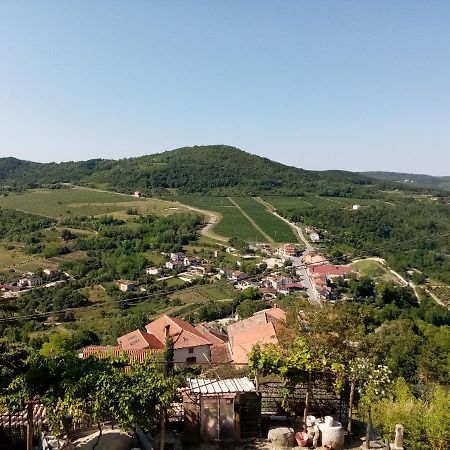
(264, 195, 385, 211)
(212, 206, 266, 242)
(231, 197, 297, 243)
(352, 259, 401, 284)
(174, 195, 267, 242)
(0, 246, 57, 274)
(0, 188, 185, 218)
(169, 282, 235, 304)
(174, 195, 234, 209)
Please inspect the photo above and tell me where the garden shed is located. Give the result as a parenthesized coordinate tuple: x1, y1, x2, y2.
(183, 377, 261, 443)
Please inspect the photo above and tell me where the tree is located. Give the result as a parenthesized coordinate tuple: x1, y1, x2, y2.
(0, 339, 30, 390)
(351, 358, 392, 449)
(1, 352, 181, 439)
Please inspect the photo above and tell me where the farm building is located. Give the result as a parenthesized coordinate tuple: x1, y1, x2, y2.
(183, 377, 261, 443)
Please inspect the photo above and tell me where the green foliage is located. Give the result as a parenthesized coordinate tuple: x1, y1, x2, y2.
(39, 334, 74, 356)
(0, 208, 55, 242)
(231, 197, 296, 242)
(236, 299, 269, 319)
(16, 284, 89, 315)
(281, 202, 450, 283)
(0, 146, 384, 196)
(372, 379, 450, 450)
(0, 339, 30, 390)
(1, 352, 180, 435)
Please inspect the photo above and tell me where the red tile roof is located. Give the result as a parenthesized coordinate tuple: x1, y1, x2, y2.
(309, 264, 352, 277)
(229, 322, 279, 365)
(210, 343, 232, 364)
(195, 323, 228, 345)
(82, 346, 161, 363)
(145, 315, 212, 349)
(227, 307, 286, 364)
(117, 329, 164, 350)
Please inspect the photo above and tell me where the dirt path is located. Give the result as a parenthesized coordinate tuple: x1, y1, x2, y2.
(228, 197, 275, 245)
(71, 185, 229, 243)
(253, 197, 304, 246)
(352, 257, 421, 302)
(174, 202, 229, 242)
(254, 196, 275, 211)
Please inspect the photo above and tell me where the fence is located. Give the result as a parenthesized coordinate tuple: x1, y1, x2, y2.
(0, 403, 47, 449)
(259, 380, 348, 423)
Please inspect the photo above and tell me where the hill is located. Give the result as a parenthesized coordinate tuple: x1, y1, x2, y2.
(364, 171, 450, 192)
(0, 145, 387, 196)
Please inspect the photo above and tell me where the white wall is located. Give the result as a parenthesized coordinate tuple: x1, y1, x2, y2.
(174, 345, 211, 364)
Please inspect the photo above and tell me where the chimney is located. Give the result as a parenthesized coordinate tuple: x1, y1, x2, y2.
(164, 325, 170, 338)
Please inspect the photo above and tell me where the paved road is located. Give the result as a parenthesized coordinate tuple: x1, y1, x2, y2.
(260, 206, 319, 302)
(272, 211, 315, 252)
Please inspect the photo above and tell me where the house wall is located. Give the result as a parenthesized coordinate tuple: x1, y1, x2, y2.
(174, 345, 211, 364)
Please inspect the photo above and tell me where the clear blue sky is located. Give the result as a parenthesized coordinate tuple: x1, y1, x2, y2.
(0, 1, 449, 175)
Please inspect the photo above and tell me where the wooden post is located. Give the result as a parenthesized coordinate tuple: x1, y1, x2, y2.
(347, 379, 355, 435)
(26, 402, 33, 450)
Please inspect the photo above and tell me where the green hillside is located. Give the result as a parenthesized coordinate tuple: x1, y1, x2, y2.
(1, 145, 386, 196)
(365, 171, 450, 192)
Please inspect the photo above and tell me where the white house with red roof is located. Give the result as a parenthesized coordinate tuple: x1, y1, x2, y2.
(145, 315, 213, 364)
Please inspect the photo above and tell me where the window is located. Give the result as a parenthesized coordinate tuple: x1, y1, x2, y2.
(188, 347, 194, 354)
(186, 357, 197, 364)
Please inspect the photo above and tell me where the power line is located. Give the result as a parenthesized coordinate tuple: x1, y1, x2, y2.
(0, 287, 179, 323)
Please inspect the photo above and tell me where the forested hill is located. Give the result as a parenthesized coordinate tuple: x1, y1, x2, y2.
(0, 145, 411, 196)
(365, 171, 450, 192)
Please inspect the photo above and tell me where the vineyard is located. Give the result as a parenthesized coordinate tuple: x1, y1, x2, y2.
(429, 286, 450, 308)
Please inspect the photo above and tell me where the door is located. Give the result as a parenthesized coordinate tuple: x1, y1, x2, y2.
(219, 398, 236, 441)
(201, 398, 219, 441)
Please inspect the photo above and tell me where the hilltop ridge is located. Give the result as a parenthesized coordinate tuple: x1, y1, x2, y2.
(0, 145, 415, 196)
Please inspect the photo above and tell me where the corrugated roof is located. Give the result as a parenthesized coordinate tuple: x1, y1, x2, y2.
(188, 377, 256, 394)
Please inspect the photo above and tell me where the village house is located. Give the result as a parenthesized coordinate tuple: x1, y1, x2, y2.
(308, 264, 352, 279)
(117, 280, 136, 292)
(170, 252, 186, 262)
(235, 279, 260, 291)
(82, 346, 161, 364)
(228, 270, 249, 283)
(117, 329, 164, 350)
(145, 315, 213, 364)
(133, 191, 143, 197)
(278, 243, 298, 258)
(277, 281, 305, 295)
(227, 307, 286, 364)
(17, 273, 42, 288)
(43, 268, 59, 277)
(183, 256, 201, 267)
(309, 232, 320, 242)
(145, 266, 160, 275)
(195, 322, 231, 364)
(165, 260, 184, 270)
(303, 252, 329, 265)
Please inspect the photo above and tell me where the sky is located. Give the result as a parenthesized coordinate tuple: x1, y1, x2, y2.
(0, 1, 449, 175)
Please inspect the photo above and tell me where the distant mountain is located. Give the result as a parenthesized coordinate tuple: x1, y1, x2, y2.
(0, 145, 418, 196)
(365, 171, 450, 192)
